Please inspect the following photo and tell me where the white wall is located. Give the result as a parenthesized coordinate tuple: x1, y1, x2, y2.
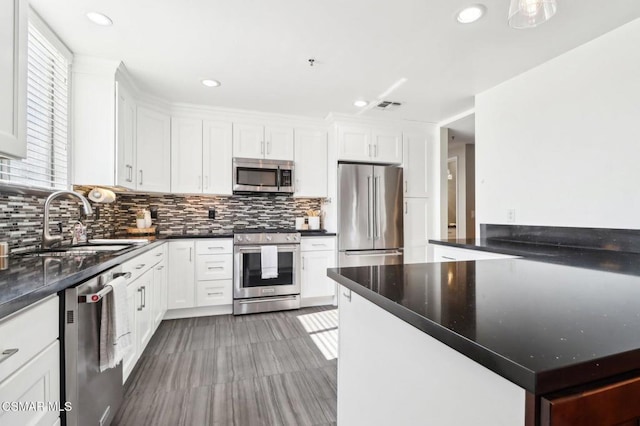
(476, 18, 640, 229)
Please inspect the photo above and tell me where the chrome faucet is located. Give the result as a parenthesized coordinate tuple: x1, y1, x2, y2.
(42, 191, 93, 249)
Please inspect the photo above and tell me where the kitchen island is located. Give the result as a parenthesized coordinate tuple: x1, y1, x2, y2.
(328, 256, 640, 425)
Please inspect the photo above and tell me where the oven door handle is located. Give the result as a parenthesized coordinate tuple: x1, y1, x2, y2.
(235, 245, 300, 251)
(236, 295, 299, 305)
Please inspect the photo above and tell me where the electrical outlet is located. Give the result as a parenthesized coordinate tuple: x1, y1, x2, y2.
(150, 207, 158, 219)
(208, 208, 216, 219)
(507, 209, 516, 223)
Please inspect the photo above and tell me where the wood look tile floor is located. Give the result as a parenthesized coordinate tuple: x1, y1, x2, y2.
(113, 306, 338, 426)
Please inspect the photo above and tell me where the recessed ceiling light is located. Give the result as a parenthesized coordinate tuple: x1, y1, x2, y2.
(201, 79, 221, 87)
(456, 4, 486, 24)
(86, 12, 113, 26)
(353, 100, 369, 107)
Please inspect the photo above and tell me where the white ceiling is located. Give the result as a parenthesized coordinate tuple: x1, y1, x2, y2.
(31, 0, 640, 123)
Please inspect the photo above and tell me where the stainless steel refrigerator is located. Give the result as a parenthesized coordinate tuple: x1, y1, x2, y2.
(338, 163, 404, 267)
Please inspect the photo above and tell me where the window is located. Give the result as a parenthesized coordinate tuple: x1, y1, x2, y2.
(0, 12, 71, 190)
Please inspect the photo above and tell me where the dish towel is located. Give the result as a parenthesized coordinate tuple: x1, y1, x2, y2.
(261, 245, 279, 279)
(99, 276, 132, 372)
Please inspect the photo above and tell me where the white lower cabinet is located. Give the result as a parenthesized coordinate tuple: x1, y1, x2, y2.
(431, 245, 519, 262)
(167, 239, 234, 313)
(301, 237, 336, 306)
(404, 198, 429, 264)
(167, 241, 195, 309)
(121, 244, 167, 383)
(0, 296, 60, 426)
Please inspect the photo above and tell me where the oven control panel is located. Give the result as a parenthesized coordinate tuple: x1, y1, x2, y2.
(234, 232, 300, 245)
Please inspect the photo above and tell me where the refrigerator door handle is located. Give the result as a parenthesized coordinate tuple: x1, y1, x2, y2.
(374, 176, 380, 240)
(367, 176, 373, 239)
(345, 250, 403, 256)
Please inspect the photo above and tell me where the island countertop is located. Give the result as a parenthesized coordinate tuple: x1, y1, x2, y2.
(328, 257, 640, 395)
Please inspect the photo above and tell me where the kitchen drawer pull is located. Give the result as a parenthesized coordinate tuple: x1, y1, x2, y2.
(139, 170, 143, 185)
(311, 243, 327, 247)
(156, 265, 164, 270)
(156, 252, 163, 257)
(207, 292, 224, 296)
(208, 246, 224, 250)
(0, 348, 19, 364)
(207, 266, 224, 270)
(441, 256, 456, 260)
(142, 286, 146, 308)
(135, 264, 146, 270)
(189, 247, 192, 262)
(343, 289, 352, 302)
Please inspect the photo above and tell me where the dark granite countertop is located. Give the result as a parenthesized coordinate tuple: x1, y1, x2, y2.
(328, 254, 640, 395)
(0, 241, 165, 320)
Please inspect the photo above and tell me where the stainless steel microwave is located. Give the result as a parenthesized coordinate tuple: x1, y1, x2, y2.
(232, 158, 294, 194)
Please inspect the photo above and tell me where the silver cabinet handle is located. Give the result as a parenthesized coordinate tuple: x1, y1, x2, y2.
(207, 246, 224, 250)
(267, 140, 271, 154)
(189, 247, 192, 262)
(207, 266, 224, 270)
(302, 257, 305, 270)
(441, 256, 456, 260)
(135, 264, 146, 270)
(404, 180, 407, 193)
(156, 252, 163, 257)
(139, 170, 143, 185)
(142, 286, 146, 308)
(0, 348, 19, 364)
(207, 292, 224, 296)
(261, 141, 264, 154)
(311, 243, 327, 247)
(156, 265, 164, 270)
(343, 289, 351, 302)
(374, 144, 378, 157)
(137, 288, 143, 311)
(405, 201, 408, 214)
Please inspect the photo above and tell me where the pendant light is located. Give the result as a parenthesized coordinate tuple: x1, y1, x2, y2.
(508, 0, 557, 29)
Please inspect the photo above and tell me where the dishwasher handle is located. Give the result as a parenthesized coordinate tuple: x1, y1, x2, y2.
(78, 272, 132, 303)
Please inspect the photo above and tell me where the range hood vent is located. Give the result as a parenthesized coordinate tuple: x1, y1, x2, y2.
(376, 100, 402, 111)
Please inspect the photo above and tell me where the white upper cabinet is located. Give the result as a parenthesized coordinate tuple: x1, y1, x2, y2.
(338, 125, 371, 162)
(171, 117, 203, 193)
(403, 131, 428, 198)
(264, 125, 294, 160)
(171, 118, 232, 195)
(116, 83, 136, 189)
(233, 122, 294, 161)
(203, 120, 233, 195)
(373, 128, 403, 164)
(337, 124, 402, 164)
(0, 0, 27, 159)
(136, 107, 171, 193)
(294, 129, 327, 198)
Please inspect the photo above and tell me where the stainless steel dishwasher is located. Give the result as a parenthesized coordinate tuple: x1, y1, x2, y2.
(63, 266, 130, 426)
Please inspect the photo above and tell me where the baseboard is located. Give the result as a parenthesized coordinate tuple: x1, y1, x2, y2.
(301, 296, 336, 308)
(163, 304, 232, 319)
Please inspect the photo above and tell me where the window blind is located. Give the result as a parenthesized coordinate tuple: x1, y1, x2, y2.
(0, 20, 70, 189)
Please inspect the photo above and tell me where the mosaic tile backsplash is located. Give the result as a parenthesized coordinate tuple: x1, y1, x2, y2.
(0, 187, 323, 252)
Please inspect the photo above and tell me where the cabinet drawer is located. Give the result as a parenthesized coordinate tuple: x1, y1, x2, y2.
(301, 237, 336, 252)
(196, 254, 233, 280)
(122, 245, 165, 282)
(196, 239, 233, 255)
(0, 296, 58, 383)
(0, 341, 60, 426)
(196, 280, 233, 307)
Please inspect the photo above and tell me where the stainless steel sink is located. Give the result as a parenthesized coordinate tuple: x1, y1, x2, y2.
(18, 244, 134, 257)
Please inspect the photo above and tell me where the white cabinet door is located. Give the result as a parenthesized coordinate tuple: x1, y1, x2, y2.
(403, 131, 428, 198)
(116, 83, 136, 189)
(136, 270, 154, 354)
(233, 123, 264, 159)
(404, 198, 428, 264)
(122, 282, 138, 382)
(0, 341, 59, 426)
(0, 0, 27, 159)
(203, 120, 232, 195)
(171, 117, 203, 193)
(168, 241, 195, 309)
(338, 125, 371, 162)
(136, 107, 171, 193)
(294, 129, 327, 197)
(301, 250, 336, 299)
(265, 125, 294, 161)
(372, 128, 402, 164)
(152, 261, 167, 329)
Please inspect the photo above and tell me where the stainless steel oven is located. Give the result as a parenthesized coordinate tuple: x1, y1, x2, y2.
(233, 231, 301, 314)
(233, 157, 294, 194)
